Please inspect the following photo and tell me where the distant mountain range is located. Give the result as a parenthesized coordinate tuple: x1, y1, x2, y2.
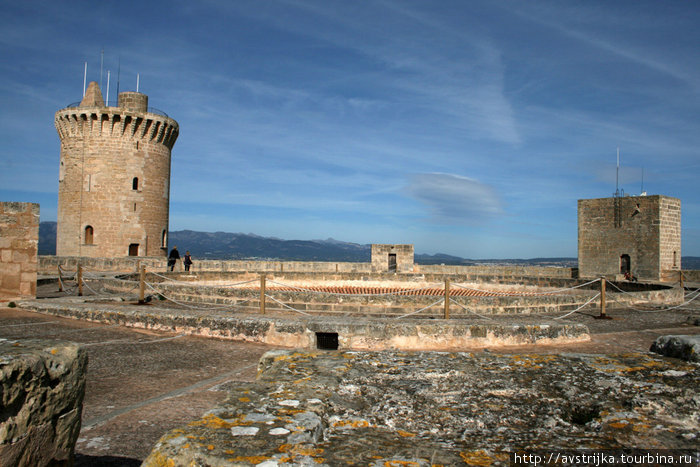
(37, 222, 700, 268)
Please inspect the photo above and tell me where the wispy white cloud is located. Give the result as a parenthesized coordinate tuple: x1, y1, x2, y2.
(405, 173, 503, 224)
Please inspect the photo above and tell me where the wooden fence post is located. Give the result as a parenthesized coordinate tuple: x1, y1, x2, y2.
(595, 277, 612, 320)
(679, 270, 684, 290)
(77, 263, 83, 296)
(57, 265, 63, 292)
(260, 274, 266, 315)
(138, 265, 146, 304)
(444, 279, 450, 319)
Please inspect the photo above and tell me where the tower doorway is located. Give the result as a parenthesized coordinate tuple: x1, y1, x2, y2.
(129, 243, 139, 256)
(388, 254, 397, 273)
(620, 254, 631, 275)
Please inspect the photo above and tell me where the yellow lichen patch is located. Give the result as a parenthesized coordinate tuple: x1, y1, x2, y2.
(332, 419, 371, 428)
(50, 348, 58, 355)
(188, 413, 246, 429)
(397, 429, 416, 437)
(229, 456, 271, 463)
(608, 420, 630, 429)
(383, 461, 421, 467)
(633, 423, 651, 432)
(206, 445, 215, 451)
(278, 444, 325, 457)
(277, 408, 305, 415)
(239, 397, 250, 402)
(507, 354, 557, 369)
(591, 355, 666, 373)
(142, 451, 175, 467)
(460, 450, 495, 466)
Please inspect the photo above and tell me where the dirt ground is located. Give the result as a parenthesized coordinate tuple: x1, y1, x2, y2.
(1, 283, 698, 465)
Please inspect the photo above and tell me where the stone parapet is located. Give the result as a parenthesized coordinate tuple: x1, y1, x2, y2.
(0, 202, 39, 300)
(39, 255, 577, 279)
(18, 299, 590, 350)
(0, 339, 87, 467)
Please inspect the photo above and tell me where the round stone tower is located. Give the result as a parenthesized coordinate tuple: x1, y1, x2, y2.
(54, 82, 179, 257)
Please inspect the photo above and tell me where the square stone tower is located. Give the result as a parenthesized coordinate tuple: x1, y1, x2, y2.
(371, 244, 414, 273)
(578, 195, 681, 281)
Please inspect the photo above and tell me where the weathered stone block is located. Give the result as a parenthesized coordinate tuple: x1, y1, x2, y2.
(0, 339, 87, 467)
(650, 335, 700, 362)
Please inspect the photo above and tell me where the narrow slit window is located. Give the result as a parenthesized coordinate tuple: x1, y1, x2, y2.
(132, 177, 139, 190)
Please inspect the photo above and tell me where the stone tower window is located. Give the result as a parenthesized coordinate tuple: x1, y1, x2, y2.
(162, 230, 167, 248)
(128, 243, 139, 256)
(132, 177, 139, 190)
(84, 225, 94, 245)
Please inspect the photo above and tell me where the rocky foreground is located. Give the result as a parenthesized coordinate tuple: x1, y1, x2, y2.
(144, 349, 699, 466)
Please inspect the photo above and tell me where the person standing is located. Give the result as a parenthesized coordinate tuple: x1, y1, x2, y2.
(184, 251, 193, 272)
(168, 246, 180, 271)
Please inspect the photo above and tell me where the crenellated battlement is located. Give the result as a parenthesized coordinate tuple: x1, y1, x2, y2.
(55, 107, 179, 149)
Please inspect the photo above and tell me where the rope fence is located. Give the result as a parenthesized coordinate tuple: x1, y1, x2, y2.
(49, 264, 696, 321)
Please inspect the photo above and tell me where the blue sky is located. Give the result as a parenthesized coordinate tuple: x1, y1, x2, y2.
(1, 1, 698, 258)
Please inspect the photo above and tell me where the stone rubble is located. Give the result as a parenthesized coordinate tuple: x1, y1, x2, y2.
(143, 349, 699, 466)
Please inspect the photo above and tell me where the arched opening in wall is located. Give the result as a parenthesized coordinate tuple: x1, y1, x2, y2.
(620, 254, 631, 275)
(132, 177, 139, 190)
(161, 230, 167, 249)
(84, 226, 94, 245)
(129, 244, 139, 256)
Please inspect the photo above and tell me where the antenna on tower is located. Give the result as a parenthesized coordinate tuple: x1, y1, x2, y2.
(641, 167, 646, 196)
(136, 73, 140, 93)
(116, 57, 121, 98)
(83, 62, 88, 97)
(106, 70, 111, 104)
(100, 48, 104, 90)
(615, 146, 620, 196)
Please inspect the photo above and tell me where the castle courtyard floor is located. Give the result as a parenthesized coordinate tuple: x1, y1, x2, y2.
(1, 284, 698, 464)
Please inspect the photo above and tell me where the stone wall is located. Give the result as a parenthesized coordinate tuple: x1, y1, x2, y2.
(39, 255, 579, 280)
(682, 270, 700, 283)
(0, 202, 39, 300)
(54, 82, 178, 258)
(578, 195, 681, 281)
(371, 244, 415, 272)
(0, 339, 87, 466)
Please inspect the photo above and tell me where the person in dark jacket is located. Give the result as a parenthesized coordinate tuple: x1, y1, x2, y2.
(168, 246, 180, 271)
(184, 251, 193, 272)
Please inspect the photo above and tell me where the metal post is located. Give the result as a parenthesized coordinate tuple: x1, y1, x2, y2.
(444, 279, 450, 319)
(77, 264, 83, 296)
(138, 265, 146, 304)
(57, 265, 63, 292)
(260, 274, 266, 315)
